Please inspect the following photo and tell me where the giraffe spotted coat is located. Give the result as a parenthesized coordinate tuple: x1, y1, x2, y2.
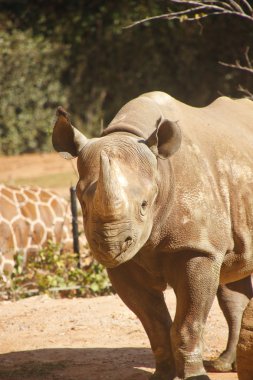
(0, 184, 89, 275)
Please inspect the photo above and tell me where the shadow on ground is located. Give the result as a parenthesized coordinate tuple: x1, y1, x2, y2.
(0, 347, 153, 380)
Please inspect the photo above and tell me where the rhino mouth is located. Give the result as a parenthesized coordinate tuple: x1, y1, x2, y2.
(90, 234, 138, 268)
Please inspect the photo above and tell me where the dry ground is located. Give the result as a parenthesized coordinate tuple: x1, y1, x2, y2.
(0, 290, 237, 380)
(0, 153, 237, 379)
(0, 152, 78, 197)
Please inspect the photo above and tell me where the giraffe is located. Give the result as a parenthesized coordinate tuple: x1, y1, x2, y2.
(0, 184, 89, 276)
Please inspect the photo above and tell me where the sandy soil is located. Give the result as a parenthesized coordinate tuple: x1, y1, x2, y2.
(0, 152, 74, 180)
(0, 153, 237, 379)
(0, 290, 237, 380)
(0, 152, 77, 196)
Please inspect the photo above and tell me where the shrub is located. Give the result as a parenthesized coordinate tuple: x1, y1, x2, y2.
(0, 241, 113, 300)
(0, 28, 69, 155)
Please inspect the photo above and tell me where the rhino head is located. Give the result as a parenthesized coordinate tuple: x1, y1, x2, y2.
(52, 106, 181, 268)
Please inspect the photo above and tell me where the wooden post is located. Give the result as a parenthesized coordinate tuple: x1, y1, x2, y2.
(70, 186, 80, 265)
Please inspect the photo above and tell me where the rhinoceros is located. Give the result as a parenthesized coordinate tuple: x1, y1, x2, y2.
(52, 91, 253, 380)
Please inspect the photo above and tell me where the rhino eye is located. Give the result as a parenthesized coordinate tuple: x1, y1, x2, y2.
(140, 200, 148, 216)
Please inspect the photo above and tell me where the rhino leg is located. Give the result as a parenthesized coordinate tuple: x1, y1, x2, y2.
(204, 275, 253, 372)
(168, 252, 220, 380)
(107, 260, 175, 380)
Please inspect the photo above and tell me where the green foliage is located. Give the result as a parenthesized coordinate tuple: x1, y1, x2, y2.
(0, 1, 252, 155)
(0, 27, 69, 155)
(0, 241, 112, 300)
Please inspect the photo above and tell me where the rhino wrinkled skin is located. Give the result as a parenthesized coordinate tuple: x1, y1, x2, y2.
(52, 91, 253, 380)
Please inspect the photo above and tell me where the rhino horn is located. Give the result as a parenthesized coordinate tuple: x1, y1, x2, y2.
(94, 151, 127, 217)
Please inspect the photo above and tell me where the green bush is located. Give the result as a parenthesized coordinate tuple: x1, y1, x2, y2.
(0, 28, 69, 155)
(1, 1, 252, 155)
(0, 241, 113, 300)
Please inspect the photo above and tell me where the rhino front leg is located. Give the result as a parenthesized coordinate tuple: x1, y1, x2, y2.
(107, 260, 175, 380)
(169, 252, 220, 380)
(205, 275, 253, 372)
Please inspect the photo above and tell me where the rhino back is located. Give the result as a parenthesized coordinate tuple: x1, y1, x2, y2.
(102, 94, 163, 139)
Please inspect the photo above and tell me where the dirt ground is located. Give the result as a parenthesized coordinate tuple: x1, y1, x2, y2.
(0, 290, 237, 380)
(0, 153, 237, 379)
(0, 152, 78, 196)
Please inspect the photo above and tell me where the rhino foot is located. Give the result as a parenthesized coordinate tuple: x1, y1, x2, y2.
(149, 367, 175, 380)
(204, 358, 236, 372)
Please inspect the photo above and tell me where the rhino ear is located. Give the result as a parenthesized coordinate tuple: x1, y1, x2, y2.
(145, 118, 181, 159)
(52, 107, 88, 159)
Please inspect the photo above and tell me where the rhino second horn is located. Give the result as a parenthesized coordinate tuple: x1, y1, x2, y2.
(94, 151, 127, 217)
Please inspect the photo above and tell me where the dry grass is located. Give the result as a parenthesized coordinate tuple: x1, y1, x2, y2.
(8, 171, 77, 190)
(0, 152, 78, 196)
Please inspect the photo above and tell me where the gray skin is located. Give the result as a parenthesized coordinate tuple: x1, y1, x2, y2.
(237, 298, 253, 380)
(52, 91, 253, 380)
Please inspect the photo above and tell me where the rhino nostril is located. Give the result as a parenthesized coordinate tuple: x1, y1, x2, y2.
(121, 236, 133, 252)
(125, 236, 132, 244)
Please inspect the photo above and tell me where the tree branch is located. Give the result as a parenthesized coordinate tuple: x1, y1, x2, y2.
(240, 0, 253, 13)
(124, 0, 253, 99)
(238, 84, 253, 98)
(124, 0, 253, 29)
(219, 47, 253, 75)
(244, 46, 253, 69)
(219, 61, 253, 74)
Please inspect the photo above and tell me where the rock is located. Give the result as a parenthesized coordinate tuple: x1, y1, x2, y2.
(237, 298, 253, 380)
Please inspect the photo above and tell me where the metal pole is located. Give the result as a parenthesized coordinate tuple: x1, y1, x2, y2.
(70, 186, 80, 265)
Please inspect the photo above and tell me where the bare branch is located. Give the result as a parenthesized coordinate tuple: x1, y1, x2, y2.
(161, 1, 232, 15)
(238, 84, 253, 98)
(124, 0, 253, 29)
(216, 1, 237, 11)
(123, 7, 207, 29)
(123, 13, 173, 29)
(227, 0, 244, 13)
(244, 47, 253, 69)
(219, 48, 253, 80)
(219, 60, 253, 74)
(124, 0, 253, 99)
(240, 0, 253, 13)
(172, 0, 253, 20)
